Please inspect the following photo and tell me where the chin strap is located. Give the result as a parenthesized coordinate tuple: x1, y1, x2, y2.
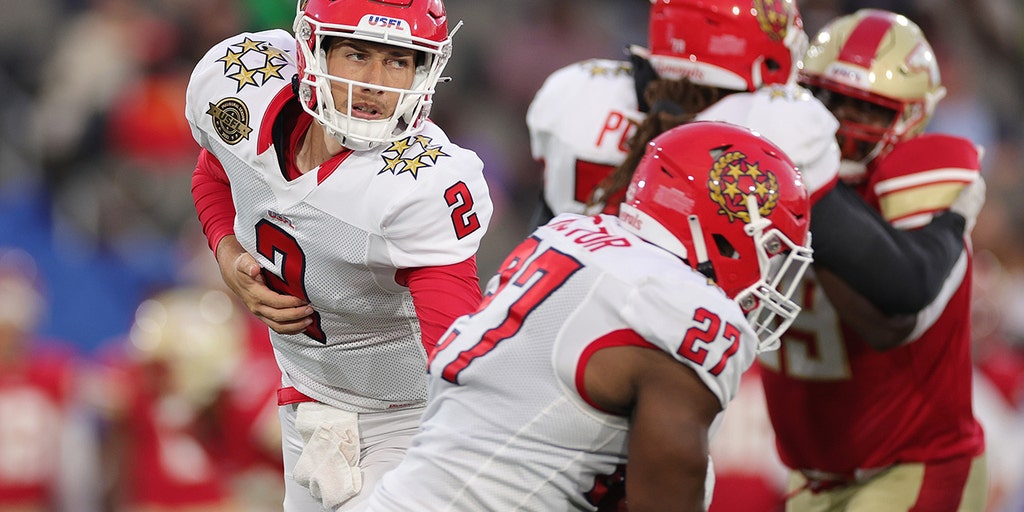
(688, 214, 716, 282)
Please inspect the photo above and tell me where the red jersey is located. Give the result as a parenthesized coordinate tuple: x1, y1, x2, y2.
(759, 134, 985, 474)
(0, 345, 76, 507)
(98, 349, 232, 508)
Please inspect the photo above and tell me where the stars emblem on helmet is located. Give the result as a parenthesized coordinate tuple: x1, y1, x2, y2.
(707, 150, 780, 223)
(217, 37, 290, 92)
(378, 135, 450, 179)
(754, 0, 793, 42)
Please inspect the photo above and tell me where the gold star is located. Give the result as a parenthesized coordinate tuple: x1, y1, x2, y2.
(234, 37, 263, 54)
(420, 145, 449, 164)
(259, 61, 286, 84)
(746, 162, 762, 177)
(382, 154, 404, 173)
(755, 181, 771, 196)
(727, 163, 746, 180)
(230, 66, 260, 91)
(401, 156, 429, 178)
(387, 138, 413, 154)
(723, 181, 742, 198)
(414, 135, 432, 148)
(218, 48, 245, 72)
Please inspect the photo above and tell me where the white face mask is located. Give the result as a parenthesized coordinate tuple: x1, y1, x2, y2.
(293, 15, 456, 151)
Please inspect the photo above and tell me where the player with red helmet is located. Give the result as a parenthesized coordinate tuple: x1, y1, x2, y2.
(758, 9, 988, 510)
(185, 0, 492, 510)
(359, 121, 814, 511)
(526, 0, 835, 229)
(526, 1, 829, 509)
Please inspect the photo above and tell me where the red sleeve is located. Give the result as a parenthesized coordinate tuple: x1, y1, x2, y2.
(191, 148, 236, 252)
(397, 256, 482, 354)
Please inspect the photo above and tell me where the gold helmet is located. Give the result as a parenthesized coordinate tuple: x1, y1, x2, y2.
(799, 9, 945, 176)
(129, 287, 247, 408)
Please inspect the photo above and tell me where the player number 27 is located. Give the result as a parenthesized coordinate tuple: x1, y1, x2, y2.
(436, 236, 583, 384)
(678, 307, 742, 376)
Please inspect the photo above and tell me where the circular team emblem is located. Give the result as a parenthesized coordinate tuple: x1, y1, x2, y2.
(206, 97, 252, 145)
(708, 150, 779, 223)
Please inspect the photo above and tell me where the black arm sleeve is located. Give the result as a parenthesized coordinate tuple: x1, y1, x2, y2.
(809, 181, 967, 315)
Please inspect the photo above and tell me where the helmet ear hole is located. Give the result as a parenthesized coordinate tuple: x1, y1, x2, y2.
(765, 58, 781, 72)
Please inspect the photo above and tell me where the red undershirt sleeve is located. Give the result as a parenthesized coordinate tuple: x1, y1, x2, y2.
(396, 256, 482, 354)
(191, 148, 236, 253)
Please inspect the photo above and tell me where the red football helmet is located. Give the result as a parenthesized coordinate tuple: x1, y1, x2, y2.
(800, 9, 945, 179)
(618, 121, 813, 350)
(642, 0, 808, 91)
(293, 0, 453, 150)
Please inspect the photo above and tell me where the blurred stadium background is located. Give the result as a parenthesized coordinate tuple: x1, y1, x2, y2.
(0, 0, 1021, 510)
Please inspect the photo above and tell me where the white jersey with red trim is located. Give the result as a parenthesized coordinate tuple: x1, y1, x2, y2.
(184, 30, 493, 412)
(527, 61, 839, 217)
(363, 213, 757, 511)
(527, 59, 642, 216)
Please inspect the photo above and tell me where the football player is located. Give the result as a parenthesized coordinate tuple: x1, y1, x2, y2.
(360, 121, 814, 511)
(185, 0, 493, 510)
(758, 9, 988, 511)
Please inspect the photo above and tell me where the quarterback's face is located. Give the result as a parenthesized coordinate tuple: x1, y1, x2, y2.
(325, 39, 417, 120)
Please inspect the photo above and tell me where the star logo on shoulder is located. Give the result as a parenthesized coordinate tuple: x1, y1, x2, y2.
(217, 37, 290, 92)
(378, 135, 450, 179)
(583, 60, 632, 78)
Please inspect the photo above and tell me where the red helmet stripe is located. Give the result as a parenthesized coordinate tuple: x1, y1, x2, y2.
(837, 13, 893, 69)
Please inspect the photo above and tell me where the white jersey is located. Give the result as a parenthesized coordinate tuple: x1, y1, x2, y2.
(363, 214, 757, 511)
(185, 30, 493, 412)
(526, 59, 642, 216)
(528, 60, 838, 214)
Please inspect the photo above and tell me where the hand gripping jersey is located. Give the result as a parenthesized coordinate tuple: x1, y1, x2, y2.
(363, 214, 757, 511)
(527, 59, 642, 216)
(185, 30, 492, 412)
(758, 133, 984, 475)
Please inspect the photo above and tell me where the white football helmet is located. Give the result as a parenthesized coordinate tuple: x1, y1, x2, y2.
(293, 0, 454, 151)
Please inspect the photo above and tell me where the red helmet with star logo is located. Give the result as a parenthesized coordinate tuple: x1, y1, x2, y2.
(293, 0, 453, 151)
(644, 0, 808, 91)
(618, 121, 812, 350)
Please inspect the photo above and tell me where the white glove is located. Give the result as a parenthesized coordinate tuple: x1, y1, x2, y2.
(950, 175, 986, 233)
(293, 402, 362, 510)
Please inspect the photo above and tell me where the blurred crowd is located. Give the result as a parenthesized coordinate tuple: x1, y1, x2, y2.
(0, 0, 1021, 510)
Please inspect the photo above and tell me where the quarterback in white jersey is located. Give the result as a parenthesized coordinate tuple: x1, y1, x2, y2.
(361, 122, 813, 511)
(186, 0, 491, 510)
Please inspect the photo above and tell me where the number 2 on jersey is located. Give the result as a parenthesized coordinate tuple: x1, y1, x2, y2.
(438, 237, 583, 384)
(445, 181, 481, 239)
(255, 219, 327, 343)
